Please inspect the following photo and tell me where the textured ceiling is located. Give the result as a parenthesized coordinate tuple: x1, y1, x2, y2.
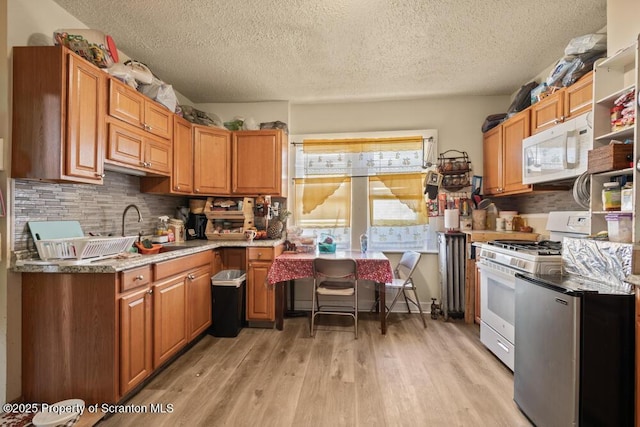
(51, 0, 606, 104)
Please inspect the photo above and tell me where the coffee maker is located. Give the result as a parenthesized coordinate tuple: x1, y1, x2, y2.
(186, 213, 208, 240)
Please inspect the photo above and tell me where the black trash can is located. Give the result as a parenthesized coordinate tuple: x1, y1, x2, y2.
(210, 270, 246, 337)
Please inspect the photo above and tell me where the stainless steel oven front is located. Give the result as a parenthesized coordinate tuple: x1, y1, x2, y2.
(477, 258, 517, 370)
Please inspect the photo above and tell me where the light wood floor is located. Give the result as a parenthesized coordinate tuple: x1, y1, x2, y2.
(99, 314, 532, 427)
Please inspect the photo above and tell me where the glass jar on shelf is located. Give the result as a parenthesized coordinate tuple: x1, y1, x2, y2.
(602, 182, 621, 211)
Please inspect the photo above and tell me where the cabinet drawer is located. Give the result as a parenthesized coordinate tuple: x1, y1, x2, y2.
(247, 247, 273, 261)
(120, 265, 153, 293)
(154, 251, 213, 281)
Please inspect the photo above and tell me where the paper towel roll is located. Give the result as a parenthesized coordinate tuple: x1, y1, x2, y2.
(444, 209, 459, 230)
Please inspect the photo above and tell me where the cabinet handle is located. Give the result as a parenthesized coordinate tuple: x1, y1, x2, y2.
(147, 289, 153, 294)
(135, 275, 144, 281)
(187, 273, 195, 280)
(176, 185, 180, 190)
(257, 252, 263, 258)
(95, 173, 105, 178)
(195, 188, 200, 193)
(147, 162, 152, 168)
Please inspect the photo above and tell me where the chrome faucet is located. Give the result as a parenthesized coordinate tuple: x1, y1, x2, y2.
(122, 204, 143, 237)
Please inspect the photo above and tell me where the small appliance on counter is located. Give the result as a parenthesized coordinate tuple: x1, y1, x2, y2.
(186, 213, 208, 240)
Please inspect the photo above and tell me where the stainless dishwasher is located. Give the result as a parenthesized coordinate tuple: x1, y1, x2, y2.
(514, 273, 634, 427)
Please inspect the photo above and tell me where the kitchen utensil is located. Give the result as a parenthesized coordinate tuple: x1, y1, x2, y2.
(477, 198, 492, 210)
(28, 220, 84, 241)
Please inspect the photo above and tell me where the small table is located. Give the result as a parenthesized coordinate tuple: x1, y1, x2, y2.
(267, 251, 394, 334)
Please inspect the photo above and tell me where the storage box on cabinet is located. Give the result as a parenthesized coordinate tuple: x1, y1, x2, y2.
(587, 144, 634, 174)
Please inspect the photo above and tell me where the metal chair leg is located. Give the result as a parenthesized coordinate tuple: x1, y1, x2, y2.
(402, 288, 412, 313)
(408, 281, 427, 328)
(310, 282, 317, 337)
(354, 282, 358, 339)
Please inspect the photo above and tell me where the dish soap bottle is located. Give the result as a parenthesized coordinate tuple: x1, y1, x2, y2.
(155, 216, 170, 242)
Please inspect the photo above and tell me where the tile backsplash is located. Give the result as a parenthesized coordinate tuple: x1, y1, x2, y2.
(13, 173, 189, 252)
(493, 190, 583, 214)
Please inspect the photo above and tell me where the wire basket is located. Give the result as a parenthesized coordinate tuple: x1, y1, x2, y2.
(35, 236, 137, 260)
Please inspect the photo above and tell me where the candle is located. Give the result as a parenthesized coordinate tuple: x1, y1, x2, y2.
(444, 208, 460, 231)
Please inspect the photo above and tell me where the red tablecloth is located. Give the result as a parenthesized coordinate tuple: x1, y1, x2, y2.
(267, 250, 393, 284)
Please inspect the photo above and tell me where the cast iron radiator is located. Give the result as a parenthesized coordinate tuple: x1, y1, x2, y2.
(437, 232, 466, 320)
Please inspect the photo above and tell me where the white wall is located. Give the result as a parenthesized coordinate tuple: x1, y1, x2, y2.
(608, 0, 640, 54)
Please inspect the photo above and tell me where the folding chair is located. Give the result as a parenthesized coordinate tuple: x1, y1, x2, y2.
(311, 258, 358, 338)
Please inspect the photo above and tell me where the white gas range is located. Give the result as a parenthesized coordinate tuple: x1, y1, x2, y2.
(476, 211, 590, 371)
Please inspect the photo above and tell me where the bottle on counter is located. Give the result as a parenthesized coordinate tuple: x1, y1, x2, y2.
(486, 203, 498, 230)
(154, 216, 170, 243)
(360, 233, 368, 253)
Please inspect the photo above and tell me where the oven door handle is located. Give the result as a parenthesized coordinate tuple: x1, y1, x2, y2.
(478, 261, 519, 280)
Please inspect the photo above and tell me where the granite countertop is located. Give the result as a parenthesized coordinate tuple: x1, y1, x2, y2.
(12, 238, 284, 274)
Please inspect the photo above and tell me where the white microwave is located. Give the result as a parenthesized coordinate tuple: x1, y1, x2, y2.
(522, 114, 592, 184)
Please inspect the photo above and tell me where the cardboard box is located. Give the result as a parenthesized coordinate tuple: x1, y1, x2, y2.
(587, 144, 633, 174)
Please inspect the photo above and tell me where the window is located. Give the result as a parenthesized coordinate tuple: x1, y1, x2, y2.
(293, 176, 351, 249)
(368, 173, 430, 250)
(291, 130, 438, 252)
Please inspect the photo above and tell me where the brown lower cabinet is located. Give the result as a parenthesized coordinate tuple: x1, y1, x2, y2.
(246, 246, 283, 322)
(22, 250, 213, 404)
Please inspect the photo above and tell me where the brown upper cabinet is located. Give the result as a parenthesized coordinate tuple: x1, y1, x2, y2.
(483, 110, 532, 196)
(194, 125, 232, 195)
(232, 129, 288, 197)
(105, 79, 173, 176)
(12, 46, 106, 184)
(531, 71, 593, 135)
(563, 71, 593, 119)
(108, 78, 173, 140)
(141, 128, 288, 197)
(530, 89, 566, 134)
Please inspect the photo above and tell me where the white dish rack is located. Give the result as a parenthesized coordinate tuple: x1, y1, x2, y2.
(35, 236, 137, 261)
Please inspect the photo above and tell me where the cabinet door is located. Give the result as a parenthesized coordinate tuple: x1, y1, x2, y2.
(120, 287, 152, 396)
(107, 121, 145, 168)
(172, 116, 194, 193)
(188, 265, 213, 340)
(193, 126, 231, 194)
(223, 248, 246, 271)
(247, 260, 275, 321)
(144, 137, 172, 175)
(531, 91, 565, 134)
(144, 101, 173, 139)
(501, 112, 531, 194)
(65, 53, 105, 182)
(564, 71, 593, 119)
(482, 125, 503, 195)
(232, 130, 282, 195)
(109, 79, 144, 128)
(153, 277, 188, 368)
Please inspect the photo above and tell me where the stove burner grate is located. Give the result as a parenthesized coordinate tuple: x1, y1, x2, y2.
(487, 239, 562, 255)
